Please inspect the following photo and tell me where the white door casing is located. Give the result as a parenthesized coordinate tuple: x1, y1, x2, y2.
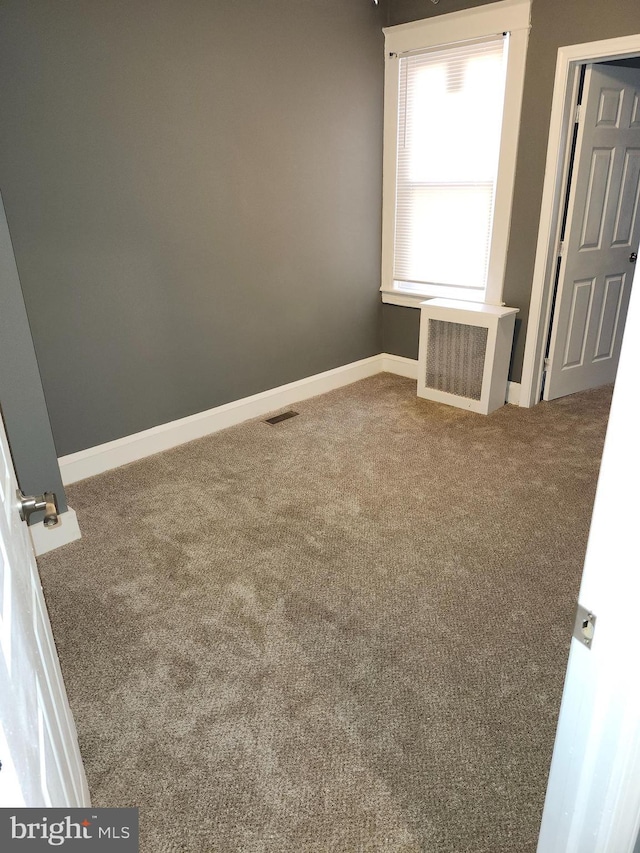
(0, 408, 89, 807)
(544, 63, 640, 401)
(537, 262, 640, 851)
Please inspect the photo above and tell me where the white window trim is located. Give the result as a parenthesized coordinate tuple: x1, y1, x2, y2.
(381, 0, 531, 308)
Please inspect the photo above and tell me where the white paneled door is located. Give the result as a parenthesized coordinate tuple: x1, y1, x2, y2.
(537, 265, 640, 851)
(544, 63, 640, 401)
(0, 409, 89, 806)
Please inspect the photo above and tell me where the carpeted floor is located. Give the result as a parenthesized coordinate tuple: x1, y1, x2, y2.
(38, 374, 612, 852)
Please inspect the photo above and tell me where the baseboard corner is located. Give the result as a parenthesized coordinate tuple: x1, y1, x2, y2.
(380, 353, 419, 379)
(507, 381, 522, 405)
(30, 506, 82, 556)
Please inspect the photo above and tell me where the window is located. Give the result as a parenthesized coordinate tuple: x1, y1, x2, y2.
(381, 0, 531, 306)
(395, 37, 506, 294)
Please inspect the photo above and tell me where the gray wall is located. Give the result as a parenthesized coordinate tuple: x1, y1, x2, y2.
(0, 194, 67, 516)
(5, 0, 636, 471)
(381, 304, 419, 360)
(384, 0, 640, 382)
(0, 0, 384, 457)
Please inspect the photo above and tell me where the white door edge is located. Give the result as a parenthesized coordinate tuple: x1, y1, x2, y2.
(0, 413, 89, 807)
(537, 265, 640, 850)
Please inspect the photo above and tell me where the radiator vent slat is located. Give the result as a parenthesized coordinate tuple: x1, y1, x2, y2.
(425, 319, 487, 401)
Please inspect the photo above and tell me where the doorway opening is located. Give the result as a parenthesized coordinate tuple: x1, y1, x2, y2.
(520, 34, 640, 408)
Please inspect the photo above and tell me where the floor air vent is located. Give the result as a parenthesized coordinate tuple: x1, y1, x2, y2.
(264, 410, 299, 425)
(417, 299, 518, 414)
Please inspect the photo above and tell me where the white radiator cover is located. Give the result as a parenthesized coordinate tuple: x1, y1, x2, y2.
(417, 299, 518, 414)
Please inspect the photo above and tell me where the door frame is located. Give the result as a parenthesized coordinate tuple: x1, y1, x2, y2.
(520, 34, 640, 408)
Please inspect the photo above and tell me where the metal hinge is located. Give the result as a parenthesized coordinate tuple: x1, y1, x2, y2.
(558, 240, 565, 258)
(544, 356, 550, 369)
(573, 603, 596, 649)
(575, 103, 581, 124)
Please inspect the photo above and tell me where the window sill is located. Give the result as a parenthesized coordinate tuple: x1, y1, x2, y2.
(380, 287, 486, 309)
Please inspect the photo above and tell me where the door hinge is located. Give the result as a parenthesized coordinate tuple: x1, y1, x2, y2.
(575, 103, 581, 124)
(573, 603, 596, 649)
(558, 240, 565, 258)
(544, 356, 550, 369)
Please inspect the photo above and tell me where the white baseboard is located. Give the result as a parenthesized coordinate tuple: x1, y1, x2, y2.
(384, 355, 521, 407)
(383, 360, 521, 406)
(30, 507, 81, 557)
(507, 381, 522, 405)
(380, 353, 419, 379)
(59, 355, 385, 485)
(58, 356, 524, 487)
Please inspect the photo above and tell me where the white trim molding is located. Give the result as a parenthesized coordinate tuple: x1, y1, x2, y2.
(506, 381, 521, 405)
(382, 353, 521, 403)
(382, 0, 530, 54)
(380, 0, 531, 308)
(381, 291, 433, 309)
(380, 353, 419, 379)
(521, 34, 640, 408)
(60, 356, 385, 484)
(58, 353, 522, 486)
(29, 507, 81, 557)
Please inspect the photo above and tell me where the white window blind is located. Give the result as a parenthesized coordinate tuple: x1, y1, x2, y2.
(394, 35, 508, 295)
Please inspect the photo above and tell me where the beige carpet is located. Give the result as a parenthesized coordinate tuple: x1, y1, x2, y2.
(38, 374, 612, 852)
